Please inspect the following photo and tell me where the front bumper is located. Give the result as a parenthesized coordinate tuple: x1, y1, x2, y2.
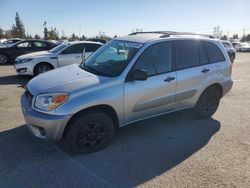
(14, 62, 34, 75)
(21, 93, 72, 141)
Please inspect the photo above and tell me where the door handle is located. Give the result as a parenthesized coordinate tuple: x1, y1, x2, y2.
(201, 68, 210, 73)
(164, 76, 175, 82)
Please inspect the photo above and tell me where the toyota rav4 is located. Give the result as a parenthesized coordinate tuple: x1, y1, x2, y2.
(21, 31, 233, 153)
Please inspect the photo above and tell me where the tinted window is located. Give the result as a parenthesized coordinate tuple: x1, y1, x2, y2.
(134, 42, 172, 76)
(85, 43, 101, 52)
(62, 43, 84, 54)
(202, 41, 225, 63)
(199, 44, 209, 65)
(175, 40, 199, 70)
(33, 41, 47, 48)
(16, 42, 32, 48)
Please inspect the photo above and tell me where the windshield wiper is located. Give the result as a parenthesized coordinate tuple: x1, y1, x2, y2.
(83, 64, 111, 77)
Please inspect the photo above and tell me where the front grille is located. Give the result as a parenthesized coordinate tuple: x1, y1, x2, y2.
(25, 89, 33, 105)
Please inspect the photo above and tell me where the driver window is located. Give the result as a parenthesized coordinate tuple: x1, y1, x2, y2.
(17, 42, 32, 48)
(62, 43, 84, 54)
(134, 42, 172, 77)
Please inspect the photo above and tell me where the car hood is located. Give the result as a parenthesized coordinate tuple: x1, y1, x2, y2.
(27, 64, 110, 95)
(17, 51, 52, 59)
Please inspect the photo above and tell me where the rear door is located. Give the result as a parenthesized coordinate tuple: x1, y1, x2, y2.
(57, 43, 85, 67)
(124, 41, 176, 124)
(174, 40, 225, 109)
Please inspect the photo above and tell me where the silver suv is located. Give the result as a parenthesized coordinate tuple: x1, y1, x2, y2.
(21, 32, 233, 153)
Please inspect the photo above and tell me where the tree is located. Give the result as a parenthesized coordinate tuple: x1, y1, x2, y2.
(246, 34, 250, 42)
(241, 35, 247, 42)
(12, 12, 25, 38)
(48, 27, 59, 40)
(0, 27, 4, 38)
(26, 34, 33, 39)
(69, 33, 78, 41)
(232, 34, 238, 39)
(220, 35, 227, 40)
(34, 34, 41, 39)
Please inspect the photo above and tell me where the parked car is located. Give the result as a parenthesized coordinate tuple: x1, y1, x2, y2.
(221, 40, 236, 63)
(21, 31, 233, 153)
(0, 38, 23, 47)
(239, 42, 250, 52)
(231, 41, 241, 51)
(0, 39, 57, 64)
(15, 41, 102, 76)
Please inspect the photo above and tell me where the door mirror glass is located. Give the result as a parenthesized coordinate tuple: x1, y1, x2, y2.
(133, 69, 148, 81)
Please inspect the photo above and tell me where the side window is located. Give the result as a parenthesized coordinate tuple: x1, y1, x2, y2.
(17, 42, 32, 48)
(199, 43, 209, 65)
(62, 43, 84, 54)
(33, 41, 47, 48)
(202, 41, 225, 63)
(134, 42, 172, 77)
(175, 40, 199, 70)
(85, 44, 101, 52)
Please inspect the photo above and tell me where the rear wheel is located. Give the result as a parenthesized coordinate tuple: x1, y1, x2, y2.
(34, 63, 53, 76)
(0, 54, 9, 64)
(194, 87, 221, 119)
(65, 112, 115, 154)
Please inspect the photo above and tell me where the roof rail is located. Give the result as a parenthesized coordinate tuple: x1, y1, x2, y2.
(129, 31, 215, 39)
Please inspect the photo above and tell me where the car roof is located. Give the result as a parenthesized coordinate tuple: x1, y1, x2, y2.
(115, 31, 215, 44)
(67, 40, 103, 45)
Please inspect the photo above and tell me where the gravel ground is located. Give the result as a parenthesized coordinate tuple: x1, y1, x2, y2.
(0, 53, 249, 188)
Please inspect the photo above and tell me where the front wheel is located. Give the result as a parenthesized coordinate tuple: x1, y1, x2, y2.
(194, 87, 221, 119)
(65, 112, 115, 154)
(34, 63, 53, 76)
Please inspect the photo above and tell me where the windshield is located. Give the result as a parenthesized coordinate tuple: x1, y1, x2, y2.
(80, 40, 142, 77)
(49, 43, 70, 53)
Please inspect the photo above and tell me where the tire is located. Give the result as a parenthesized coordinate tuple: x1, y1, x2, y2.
(194, 87, 221, 119)
(65, 112, 115, 154)
(0, 54, 9, 64)
(34, 63, 53, 76)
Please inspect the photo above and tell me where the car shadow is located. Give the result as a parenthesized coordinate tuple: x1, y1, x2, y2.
(0, 111, 220, 188)
(0, 75, 31, 86)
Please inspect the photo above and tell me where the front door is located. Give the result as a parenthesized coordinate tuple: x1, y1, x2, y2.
(58, 43, 84, 67)
(124, 41, 176, 124)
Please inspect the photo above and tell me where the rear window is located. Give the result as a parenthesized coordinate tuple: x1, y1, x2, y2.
(85, 43, 102, 52)
(175, 40, 199, 70)
(202, 41, 225, 63)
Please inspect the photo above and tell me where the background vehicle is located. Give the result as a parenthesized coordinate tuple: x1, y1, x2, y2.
(15, 41, 102, 75)
(0, 39, 57, 64)
(0, 38, 22, 47)
(21, 32, 233, 154)
(231, 41, 241, 51)
(239, 42, 250, 52)
(221, 40, 236, 63)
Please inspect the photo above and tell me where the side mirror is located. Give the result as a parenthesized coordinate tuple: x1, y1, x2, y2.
(133, 69, 148, 81)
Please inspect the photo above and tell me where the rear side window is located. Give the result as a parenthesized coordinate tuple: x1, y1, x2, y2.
(33, 41, 47, 48)
(134, 42, 172, 76)
(85, 43, 101, 52)
(62, 43, 84, 54)
(175, 40, 199, 70)
(202, 41, 225, 63)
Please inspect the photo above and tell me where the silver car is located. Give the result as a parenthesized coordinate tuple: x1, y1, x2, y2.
(21, 32, 233, 153)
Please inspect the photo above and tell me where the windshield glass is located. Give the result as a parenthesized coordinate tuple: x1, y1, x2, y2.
(49, 43, 70, 53)
(80, 40, 142, 77)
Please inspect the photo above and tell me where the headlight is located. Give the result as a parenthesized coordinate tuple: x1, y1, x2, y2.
(34, 93, 68, 111)
(16, 58, 33, 64)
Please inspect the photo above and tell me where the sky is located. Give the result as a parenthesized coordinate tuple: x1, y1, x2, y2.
(0, 0, 249, 38)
